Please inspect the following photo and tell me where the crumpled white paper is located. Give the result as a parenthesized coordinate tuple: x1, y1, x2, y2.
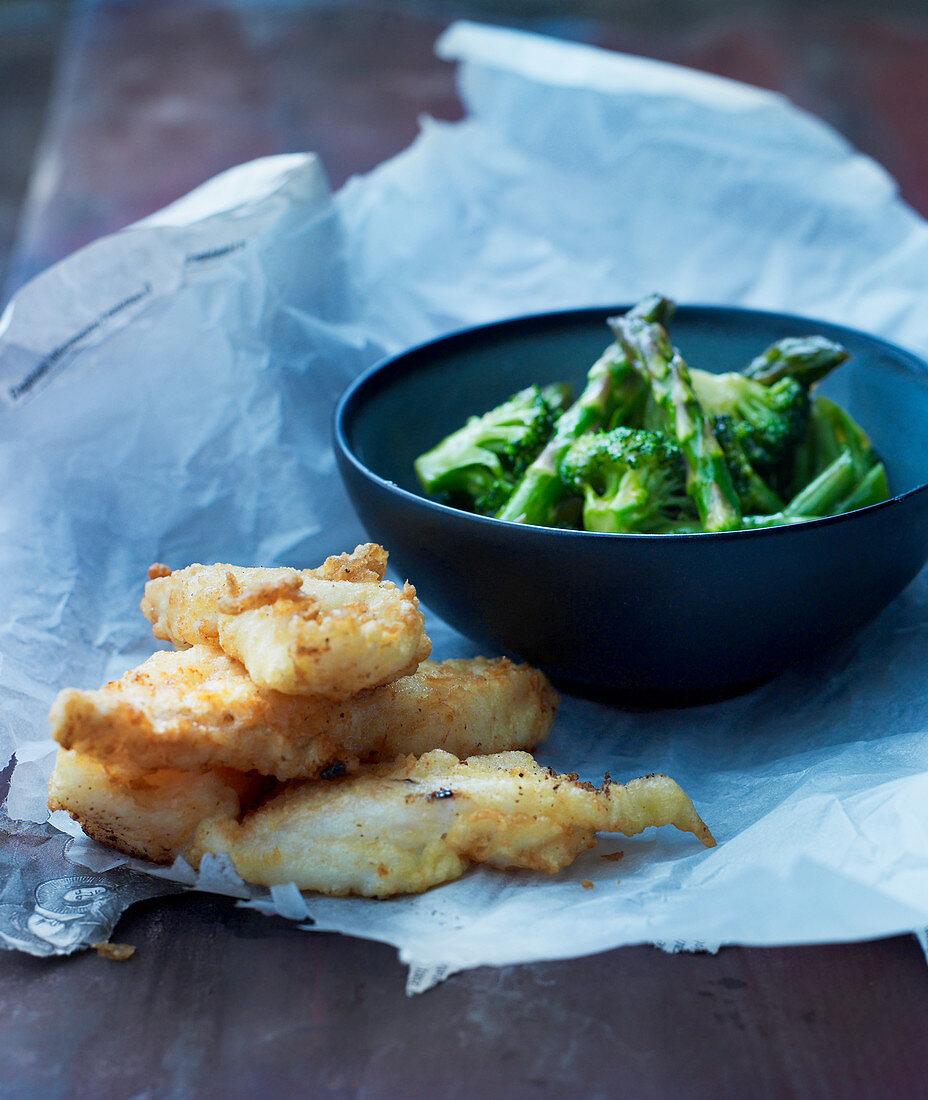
(3, 21, 928, 990)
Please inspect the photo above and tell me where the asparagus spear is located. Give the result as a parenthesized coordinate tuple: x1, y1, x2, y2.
(611, 315, 742, 533)
(497, 295, 673, 526)
(742, 335, 849, 387)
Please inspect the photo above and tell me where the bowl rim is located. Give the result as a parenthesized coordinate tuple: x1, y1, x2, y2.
(333, 302, 928, 540)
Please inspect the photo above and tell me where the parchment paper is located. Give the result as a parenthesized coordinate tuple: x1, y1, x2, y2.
(3, 22, 928, 993)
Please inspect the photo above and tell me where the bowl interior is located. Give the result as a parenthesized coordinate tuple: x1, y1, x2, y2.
(342, 306, 928, 506)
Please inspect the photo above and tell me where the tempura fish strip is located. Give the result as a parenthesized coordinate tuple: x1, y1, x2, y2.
(190, 749, 716, 897)
(47, 748, 270, 865)
(50, 648, 559, 780)
(141, 543, 390, 650)
(141, 553, 430, 698)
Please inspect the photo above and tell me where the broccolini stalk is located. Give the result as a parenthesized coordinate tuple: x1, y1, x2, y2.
(833, 461, 890, 514)
(783, 449, 857, 517)
(742, 335, 849, 388)
(810, 396, 878, 477)
(611, 316, 742, 533)
(742, 452, 889, 528)
(788, 394, 887, 503)
(497, 295, 673, 526)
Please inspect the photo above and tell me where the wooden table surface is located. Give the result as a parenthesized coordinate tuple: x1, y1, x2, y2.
(3, 3, 928, 1096)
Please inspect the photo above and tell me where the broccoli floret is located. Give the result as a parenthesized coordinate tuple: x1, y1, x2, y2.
(414, 383, 569, 515)
(560, 427, 693, 533)
(689, 370, 810, 494)
(711, 415, 784, 515)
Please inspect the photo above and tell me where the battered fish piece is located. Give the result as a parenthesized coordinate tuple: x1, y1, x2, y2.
(50, 648, 558, 780)
(47, 748, 269, 865)
(189, 750, 716, 897)
(140, 552, 429, 698)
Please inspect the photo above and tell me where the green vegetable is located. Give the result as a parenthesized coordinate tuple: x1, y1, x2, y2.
(413, 382, 570, 516)
(709, 415, 784, 515)
(835, 461, 889, 513)
(784, 449, 858, 516)
(413, 295, 892, 533)
(690, 370, 810, 497)
(787, 394, 886, 509)
(742, 335, 849, 387)
(496, 296, 673, 526)
(560, 427, 693, 534)
(610, 314, 742, 532)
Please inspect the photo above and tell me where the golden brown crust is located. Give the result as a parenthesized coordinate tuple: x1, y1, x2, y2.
(140, 558, 431, 698)
(47, 745, 711, 895)
(49, 545, 712, 897)
(48, 748, 267, 865)
(188, 749, 715, 896)
(50, 648, 558, 780)
(216, 572, 309, 615)
(313, 543, 388, 583)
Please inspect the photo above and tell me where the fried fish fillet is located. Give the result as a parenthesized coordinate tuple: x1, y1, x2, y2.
(50, 648, 558, 780)
(48, 747, 714, 893)
(140, 551, 429, 698)
(47, 748, 269, 864)
(190, 750, 716, 897)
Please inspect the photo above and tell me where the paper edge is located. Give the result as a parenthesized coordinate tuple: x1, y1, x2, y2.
(438, 20, 790, 114)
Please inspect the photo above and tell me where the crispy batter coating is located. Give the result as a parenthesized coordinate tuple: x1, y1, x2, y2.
(190, 749, 715, 896)
(50, 544, 715, 897)
(47, 748, 713, 892)
(313, 543, 388, 583)
(47, 748, 269, 864)
(140, 549, 429, 698)
(50, 648, 558, 780)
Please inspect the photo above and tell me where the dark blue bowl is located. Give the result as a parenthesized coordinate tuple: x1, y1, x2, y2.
(334, 305, 928, 697)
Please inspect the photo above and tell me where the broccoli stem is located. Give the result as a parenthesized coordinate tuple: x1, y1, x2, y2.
(834, 461, 890, 514)
(742, 335, 849, 387)
(743, 455, 888, 527)
(497, 296, 672, 525)
(783, 449, 857, 516)
(611, 316, 742, 533)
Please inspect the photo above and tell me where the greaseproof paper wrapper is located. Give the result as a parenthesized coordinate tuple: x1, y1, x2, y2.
(3, 22, 928, 988)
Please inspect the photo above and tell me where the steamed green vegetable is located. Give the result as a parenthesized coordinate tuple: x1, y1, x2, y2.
(560, 426, 693, 534)
(413, 382, 570, 516)
(610, 313, 742, 532)
(496, 294, 672, 527)
(413, 296, 891, 532)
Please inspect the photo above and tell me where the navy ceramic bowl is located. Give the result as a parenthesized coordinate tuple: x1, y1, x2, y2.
(334, 306, 928, 697)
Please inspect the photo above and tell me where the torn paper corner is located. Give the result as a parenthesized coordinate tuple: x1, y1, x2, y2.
(404, 960, 462, 996)
(652, 938, 722, 956)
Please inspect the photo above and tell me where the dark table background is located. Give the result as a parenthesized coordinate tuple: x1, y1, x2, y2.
(2, 2, 928, 1096)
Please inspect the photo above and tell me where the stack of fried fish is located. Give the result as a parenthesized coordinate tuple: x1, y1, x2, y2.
(48, 544, 713, 897)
